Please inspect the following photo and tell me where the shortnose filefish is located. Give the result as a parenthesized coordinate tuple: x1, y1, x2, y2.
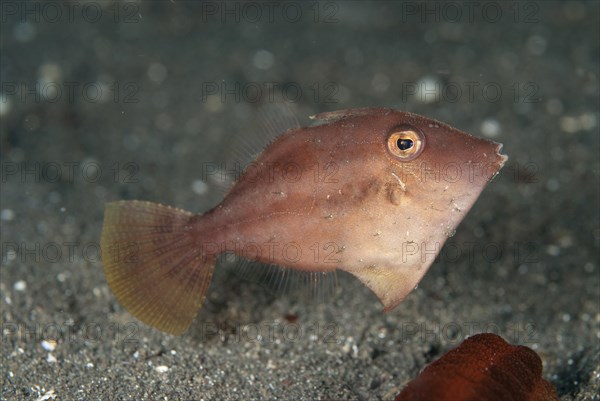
(100, 108, 508, 335)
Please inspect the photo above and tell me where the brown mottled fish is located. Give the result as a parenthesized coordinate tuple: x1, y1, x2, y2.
(100, 108, 507, 335)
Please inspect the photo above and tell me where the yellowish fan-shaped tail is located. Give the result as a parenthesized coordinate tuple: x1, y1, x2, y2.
(100, 200, 215, 335)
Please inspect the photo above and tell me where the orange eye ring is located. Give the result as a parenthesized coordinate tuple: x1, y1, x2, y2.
(387, 126, 425, 161)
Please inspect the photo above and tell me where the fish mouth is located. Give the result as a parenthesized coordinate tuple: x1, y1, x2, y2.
(494, 142, 509, 168)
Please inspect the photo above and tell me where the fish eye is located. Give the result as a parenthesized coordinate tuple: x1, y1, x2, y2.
(397, 138, 413, 150)
(387, 126, 425, 161)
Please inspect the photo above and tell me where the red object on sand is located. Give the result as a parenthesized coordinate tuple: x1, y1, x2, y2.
(395, 333, 559, 401)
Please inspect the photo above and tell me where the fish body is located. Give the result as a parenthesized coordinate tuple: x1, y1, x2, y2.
(101, 108, 507, 335)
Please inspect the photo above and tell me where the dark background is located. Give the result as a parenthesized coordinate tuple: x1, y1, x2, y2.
(1, 1, 598, 399)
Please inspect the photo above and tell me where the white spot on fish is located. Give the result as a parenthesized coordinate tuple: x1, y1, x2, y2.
(391, 172, 406, 191)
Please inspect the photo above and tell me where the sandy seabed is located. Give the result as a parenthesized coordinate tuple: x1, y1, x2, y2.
(1, 1, 599, 400)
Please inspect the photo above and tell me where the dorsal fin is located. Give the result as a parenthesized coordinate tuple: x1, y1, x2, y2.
(225, 101, 301, 176)
(309, 108, 390, 122)
(207, 101, 301, 195)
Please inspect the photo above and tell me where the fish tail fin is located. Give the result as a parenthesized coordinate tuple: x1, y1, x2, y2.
(100, 200, 215, 335)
